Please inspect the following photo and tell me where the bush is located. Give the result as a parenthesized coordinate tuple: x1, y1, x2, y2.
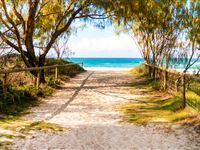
(0, 56, 85, 115)
(129, 64, 147, 76)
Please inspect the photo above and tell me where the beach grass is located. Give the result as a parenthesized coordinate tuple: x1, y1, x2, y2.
(118, 92, 197, 124)
(0, 56, 85, 115)
(119, 65, 200, 125)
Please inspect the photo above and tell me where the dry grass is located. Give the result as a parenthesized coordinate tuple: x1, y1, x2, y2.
(118, 91, 198, 124)
(186, 90, 200, 111)
(19, 121, 68, 134)
(0, 116, 67, 148)
(118, 65, 200, 125)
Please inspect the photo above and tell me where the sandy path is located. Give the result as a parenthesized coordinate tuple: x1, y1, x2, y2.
(12, 70, 199, 150)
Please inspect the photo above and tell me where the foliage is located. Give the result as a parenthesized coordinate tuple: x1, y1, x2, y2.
(0, 0, 114, 82)
(44, 57, 85, 77)
(113, 0, 200, 73)
(118, 95, 193, 124)
(129, 64, 147, 76)
(119, 66, 199, 125)
(114, 1, 199, 110)
(186, 89, 200, 111)
(146, 77, 161, 90)
(0, 0, 199, 74)
(0, 56, 85, 115)
(131, 65, 200, 111)
(52, 35, 75, 59)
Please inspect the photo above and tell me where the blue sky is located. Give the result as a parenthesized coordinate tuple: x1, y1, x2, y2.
(68, 25, 141, 58)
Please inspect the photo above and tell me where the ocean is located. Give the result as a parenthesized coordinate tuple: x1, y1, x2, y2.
(66, 58, 144, 70)
(65, 57, 200, 73)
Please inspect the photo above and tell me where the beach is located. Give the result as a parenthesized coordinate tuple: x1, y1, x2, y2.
(11, 69, 199, 150)
(69, 57, 200, 74)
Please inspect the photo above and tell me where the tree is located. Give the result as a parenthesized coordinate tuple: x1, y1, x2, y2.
(113, 0, 188, 76)
(0, 0, 114, 82)
(183, 0, 200, 73)
(52, 35, 75, 61)
(0, 40, 14, 69)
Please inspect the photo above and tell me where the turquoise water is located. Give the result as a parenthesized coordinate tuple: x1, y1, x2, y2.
(66, 58, 144, 69)
(65, 58, 200, 72)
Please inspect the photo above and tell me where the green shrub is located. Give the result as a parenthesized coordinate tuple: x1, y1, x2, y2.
(0, 56, 85, 115)
(129, 64, 147, 76)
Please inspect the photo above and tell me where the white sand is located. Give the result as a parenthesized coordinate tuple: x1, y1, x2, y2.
(11, 70, 200, 150)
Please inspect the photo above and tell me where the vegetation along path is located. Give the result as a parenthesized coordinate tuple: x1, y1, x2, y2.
(10, 70, 200, 149)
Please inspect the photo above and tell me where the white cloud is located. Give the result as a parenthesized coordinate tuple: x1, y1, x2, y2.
(68, 35, 140, 58)
(68, 27, 141, 58)
(71, 35, 133, 51)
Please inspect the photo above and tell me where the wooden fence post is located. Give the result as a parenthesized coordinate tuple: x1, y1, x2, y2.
(175, 79, 178, 93)
(3, 73, 8, 93)
(152, 66, 156, 79)
(163, 70, 167, 91)
(147, 65, 151, 76)
(182, 74, 186, 108)
(145, 64, 148, 75)
(155, 67, 158, 80)
(36, 70, 41, 90)
(144, 64, 148, 74)
(55, 66, 58, 82)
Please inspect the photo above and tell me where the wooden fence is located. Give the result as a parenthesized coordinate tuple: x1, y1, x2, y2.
(144, 63, 184, 92)
(0, 63, 83, 93)
(144, 63, 200, 110)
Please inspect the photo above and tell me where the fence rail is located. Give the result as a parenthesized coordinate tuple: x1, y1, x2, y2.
(0, 62, 83, 92)
(144, 63, 185, 91)
(0, 63, 83, 74)
(144, 63, 200, 111)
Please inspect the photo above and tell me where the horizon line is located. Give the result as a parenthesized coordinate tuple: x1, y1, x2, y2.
(66, 57, 143, 59)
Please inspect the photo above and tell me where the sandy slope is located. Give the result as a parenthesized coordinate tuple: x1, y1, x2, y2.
(12, 70, 199, 150)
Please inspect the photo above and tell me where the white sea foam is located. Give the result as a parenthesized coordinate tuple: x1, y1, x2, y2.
(85, 67, 199, 74)
(84, 67, 131, 71)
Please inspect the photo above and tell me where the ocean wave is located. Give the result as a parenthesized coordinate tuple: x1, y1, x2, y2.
(84, 67, 132, 71)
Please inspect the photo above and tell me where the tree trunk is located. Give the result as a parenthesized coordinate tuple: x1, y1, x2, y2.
(20, 52, 39, 79)
(39, 70, 46, 83)
(22, 55, 46, 84)
(182, 74, 186, 109)
(38, 56, 46, 83)
(20, 51, 46, 83)
(148, 65, 152, 76)
(152, 54, 156, 79)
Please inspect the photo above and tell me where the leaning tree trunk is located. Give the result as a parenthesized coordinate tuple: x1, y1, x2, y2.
(20, 53, 40, 80)
(21, 53, 47, 84)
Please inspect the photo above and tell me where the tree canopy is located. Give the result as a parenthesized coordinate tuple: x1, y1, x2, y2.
(113, 0, 200, 72)
(0, 0, 199, 80)
(0, 0, 120, 81)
